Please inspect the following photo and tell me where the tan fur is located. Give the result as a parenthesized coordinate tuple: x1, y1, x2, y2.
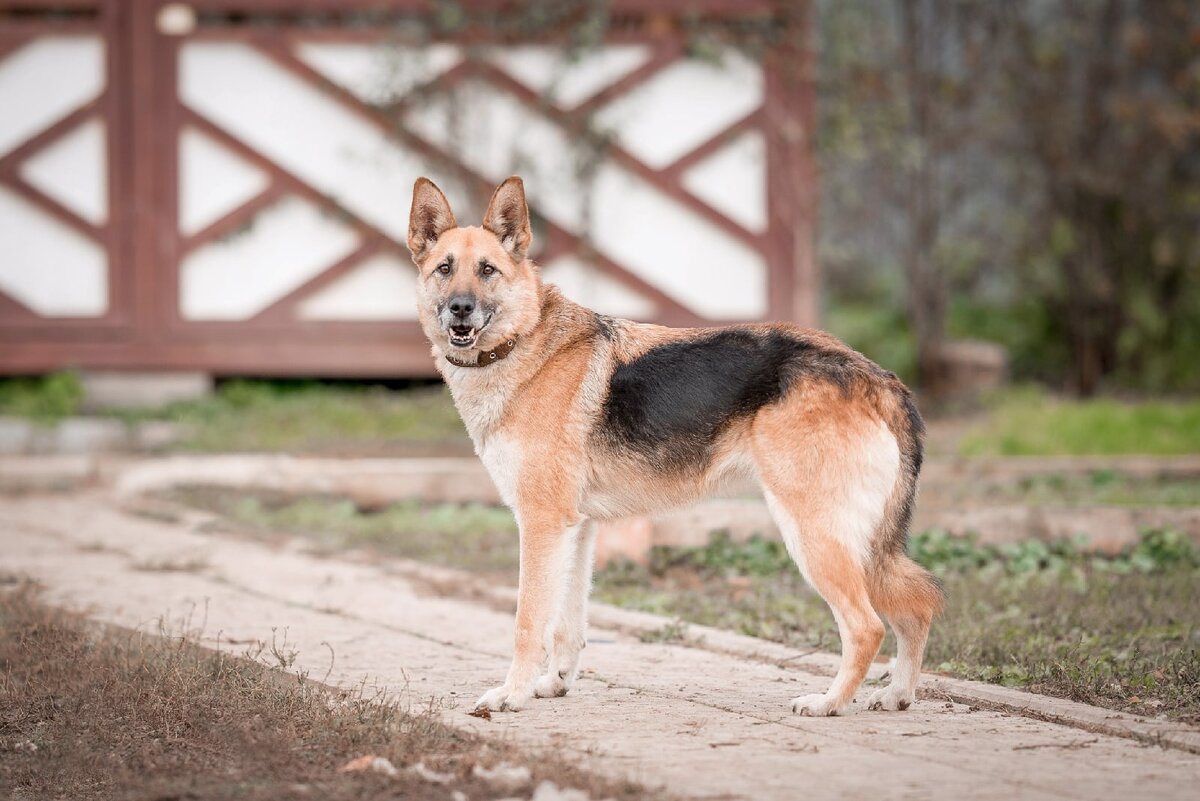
(408, 177, 941, 715)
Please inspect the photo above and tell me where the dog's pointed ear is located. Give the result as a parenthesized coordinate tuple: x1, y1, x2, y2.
(483, 176, 532, 261)
(408, 178, 456, 262)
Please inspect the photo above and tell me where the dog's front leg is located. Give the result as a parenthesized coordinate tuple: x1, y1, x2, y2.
(476, 514, 581, 712)
(535, 519, 595, 699)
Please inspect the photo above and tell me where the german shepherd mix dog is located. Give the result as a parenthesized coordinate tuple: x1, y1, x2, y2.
(408, 176, 943, 716)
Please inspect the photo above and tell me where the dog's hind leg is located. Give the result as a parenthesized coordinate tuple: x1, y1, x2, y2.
(535, 519, 596, 699)
(764, 487, 885, 716)
(865, 389, 941, 712)
(864, 554, 941, 711)
(753, 393, 898, 716)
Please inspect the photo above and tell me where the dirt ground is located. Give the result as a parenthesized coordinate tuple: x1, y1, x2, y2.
(0, 585, 647, 801)
(2, 485, 1199, 800)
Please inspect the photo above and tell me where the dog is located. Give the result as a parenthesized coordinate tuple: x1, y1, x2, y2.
(408, 176, 943, 716)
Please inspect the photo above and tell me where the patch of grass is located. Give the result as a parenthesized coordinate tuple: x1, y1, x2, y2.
(928, 570, 1200, 714)
(0, 582, 652, 801)
(172, 486, 519, 574)
(959, 387, 1200, 456)
(128, 380, 469, 454)
(0, 371, 83, 424)
(594, 530, 1200, 722)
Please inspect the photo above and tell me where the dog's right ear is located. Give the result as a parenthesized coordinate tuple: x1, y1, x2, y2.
(408, 178, 456, 262)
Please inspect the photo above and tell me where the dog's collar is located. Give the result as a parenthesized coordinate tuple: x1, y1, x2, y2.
(444, 335, 518, 368)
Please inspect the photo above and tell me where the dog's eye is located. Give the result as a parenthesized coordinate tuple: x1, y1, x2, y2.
(436, 262, 451, 275)
(480, 263, 496, 277)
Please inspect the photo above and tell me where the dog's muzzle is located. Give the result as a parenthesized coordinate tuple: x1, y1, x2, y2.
(441, 294, 491, 349)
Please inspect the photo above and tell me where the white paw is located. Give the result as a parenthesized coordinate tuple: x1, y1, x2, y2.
(534, 670, 571, 698)
(475, 683, 533, 712)
(791, 692, 849, 717)
(866, 685, 914, 712)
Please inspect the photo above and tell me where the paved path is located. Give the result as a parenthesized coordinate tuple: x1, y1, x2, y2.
(3, 491, 1198, 800)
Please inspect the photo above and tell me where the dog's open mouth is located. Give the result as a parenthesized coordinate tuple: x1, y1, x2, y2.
(447, 315, 491, 349)
(448, 326, 477, 348)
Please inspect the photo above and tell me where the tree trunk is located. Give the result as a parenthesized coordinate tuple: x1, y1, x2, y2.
(898, 0, 948, 396)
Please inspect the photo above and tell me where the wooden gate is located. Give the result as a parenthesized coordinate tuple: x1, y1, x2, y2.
(0, 1, 815, 377)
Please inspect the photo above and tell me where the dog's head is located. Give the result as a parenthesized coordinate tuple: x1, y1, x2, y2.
(408, 176, 541, 354)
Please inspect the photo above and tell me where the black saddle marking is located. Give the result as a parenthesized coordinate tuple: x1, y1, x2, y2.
(600, 329, 859, 470)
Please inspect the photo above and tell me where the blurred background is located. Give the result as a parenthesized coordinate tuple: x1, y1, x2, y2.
(1, 0, 1197, 400)
(1, 0, 1199, 736)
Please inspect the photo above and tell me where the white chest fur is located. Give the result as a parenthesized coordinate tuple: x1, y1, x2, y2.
(477, 433, 522, 509)
(442, 365, 522, 509)
(444, 365, 511, 437)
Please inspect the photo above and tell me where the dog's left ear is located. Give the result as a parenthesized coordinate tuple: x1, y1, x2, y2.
(483, 177, 532, 261)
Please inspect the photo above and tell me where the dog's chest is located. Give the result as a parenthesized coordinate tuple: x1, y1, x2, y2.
(444, 372, 522, 507)
(477, 434, 522, 509)
(445, 370, 511, 436)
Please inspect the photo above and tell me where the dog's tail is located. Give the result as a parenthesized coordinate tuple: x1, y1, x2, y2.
(867, 381, 943, 623)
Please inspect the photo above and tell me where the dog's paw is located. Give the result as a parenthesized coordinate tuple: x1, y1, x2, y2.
(475, 683, 532, 713)
(534, 670, 572, 699)
(866, 685, 914, 712)
(791, 692, 849, 717)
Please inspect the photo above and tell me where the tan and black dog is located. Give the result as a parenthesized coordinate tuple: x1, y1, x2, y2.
(408, 176, 942, 716)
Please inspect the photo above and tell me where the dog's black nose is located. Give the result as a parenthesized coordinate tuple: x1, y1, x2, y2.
(448, 295, 475, 319)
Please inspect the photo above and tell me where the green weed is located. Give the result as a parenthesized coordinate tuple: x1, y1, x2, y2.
(633, 527, 1197, 582)
(0, 371, 84, 423)
(909, 527, 1199, 577)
